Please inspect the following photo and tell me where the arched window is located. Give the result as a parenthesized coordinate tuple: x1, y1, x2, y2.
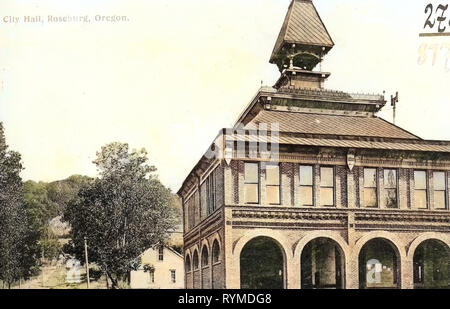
(185, 255, 191, 273)
(201, 246, 209, 267)
(212, 240, 220, 263)
(193, 250, 199, 270)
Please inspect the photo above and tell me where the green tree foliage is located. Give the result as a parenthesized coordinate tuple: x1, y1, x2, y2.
(24, 181, 59, 232)
(23, 176, 93, 261)
(64, 143, 177, 289)
(0, 123, 39, 288)
(47, 175, 92, 214)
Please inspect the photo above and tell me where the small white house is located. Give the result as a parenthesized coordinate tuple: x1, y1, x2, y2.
(130, 246, 184, 289)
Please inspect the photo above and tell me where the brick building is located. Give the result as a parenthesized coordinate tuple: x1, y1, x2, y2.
(177, 0, 450, 289)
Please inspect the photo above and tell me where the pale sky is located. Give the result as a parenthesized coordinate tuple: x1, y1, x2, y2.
(0, 0, 449, 192)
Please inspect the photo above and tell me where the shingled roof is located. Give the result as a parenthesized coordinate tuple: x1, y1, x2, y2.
(246, 110, 420, 140)
(270, 0, 334, 64)
(229, 134, 450, 153)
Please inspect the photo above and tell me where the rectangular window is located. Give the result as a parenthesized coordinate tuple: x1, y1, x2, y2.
(206, 169, 217, 215)
(299, 165, 314, 206)
(187, 196, 195, 231)
(364, 168, 378, 208)
(244, 163, 259, 204)
(158, 246, 164, 261)
(266, 164, 280, 205)
(414, 171, 428, 209)
(320, 167, 334, 206)
(433, 172, 446, 210)
(384, 169, 398, 208)
(171, 270, 176, 283)
(150, 270, 155, 283)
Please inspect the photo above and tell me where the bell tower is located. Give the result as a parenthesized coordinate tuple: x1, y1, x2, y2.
(270, 0, 334, 90)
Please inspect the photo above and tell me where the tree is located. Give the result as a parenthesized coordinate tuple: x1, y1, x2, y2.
(47, 175, 92, 215)
(23, 180, 60, 262)
(64, 143, 177, 288)
(0, 123, 39, 288)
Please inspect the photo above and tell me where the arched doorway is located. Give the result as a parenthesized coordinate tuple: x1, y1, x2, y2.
(240, 236, 285, 289)
(359, 238, 400, 289)
(413, 239, 450, 289)
(301, 238, 345, 289)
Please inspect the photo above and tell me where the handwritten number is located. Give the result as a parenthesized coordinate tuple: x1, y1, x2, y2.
(425, 4, 435, 29)
(429, 43, 440, 65)
(436, 4, 448, 32)
(443, 43, 450, 72)
(418, 43, 428, 65)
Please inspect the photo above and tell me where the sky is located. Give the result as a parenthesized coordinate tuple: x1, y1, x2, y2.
(0, 0, 449, 192)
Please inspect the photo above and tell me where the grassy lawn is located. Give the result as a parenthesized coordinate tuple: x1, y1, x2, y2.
(9, 263, 109, 289)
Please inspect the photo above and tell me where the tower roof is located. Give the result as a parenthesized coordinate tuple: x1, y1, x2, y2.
(270, 0, 334, 71)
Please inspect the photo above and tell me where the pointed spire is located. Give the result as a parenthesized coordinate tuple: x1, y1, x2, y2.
(270, 0, 334, 72)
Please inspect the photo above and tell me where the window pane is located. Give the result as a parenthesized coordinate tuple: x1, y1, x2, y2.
(150, 271, 155, 283)
(212, 241, 220, 263)
(245, 184, 259, 204)
(245, 163, 259, 183)
(267, 186, 280, 204)
(266, 164, 280, 186)
(300, 166, 313, 186)
(434, 191, 446, 209)
(415, 190, 427, 209)
(300, 186, 313, 206)
(384, 170, 397, 189)
(385, 189, 398, 208)
(320, 187, 334, 206)
(320, 167, 334, 187)
(414, 171, 427, 190)
(364, 169, 377, 188)
(364, 188, 377, 207)
(434, 172, 446, 191)
(193, 252, 199, 270)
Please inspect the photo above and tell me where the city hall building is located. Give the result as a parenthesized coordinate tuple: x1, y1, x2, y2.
(178, 0, 450, 289)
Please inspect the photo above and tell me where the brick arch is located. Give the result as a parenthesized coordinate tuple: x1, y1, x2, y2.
(232, 229, 293, 289)
(191, 246, 200, 270)
(201, 240, 210, 267)
(201, 238, 210, 253)
(185, 248, 192, 259)
(353, 231, 407, 260)
(407, 233, 450, 258)
(185, 251, 192, 272)
(210, 232, 222, 263)
(232, 229, 292, 258)
(210, 232, 223, 289)
(353, 231, 406, 289)
(293, 231, 350, 261)
(210, 232, 222, 250)
(188, 244, 200, 259)
(293, 231, 349, 289)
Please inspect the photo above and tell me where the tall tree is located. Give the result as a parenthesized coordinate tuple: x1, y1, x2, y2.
(47, 175, 92, 214)
(24, 176, 93, 262)
(0, 123, 39, 288)
(64, 143, 177, 288)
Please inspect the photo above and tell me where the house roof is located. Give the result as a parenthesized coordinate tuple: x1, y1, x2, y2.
(246, 110, 420, 140)
(270, 0, 334, 63)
